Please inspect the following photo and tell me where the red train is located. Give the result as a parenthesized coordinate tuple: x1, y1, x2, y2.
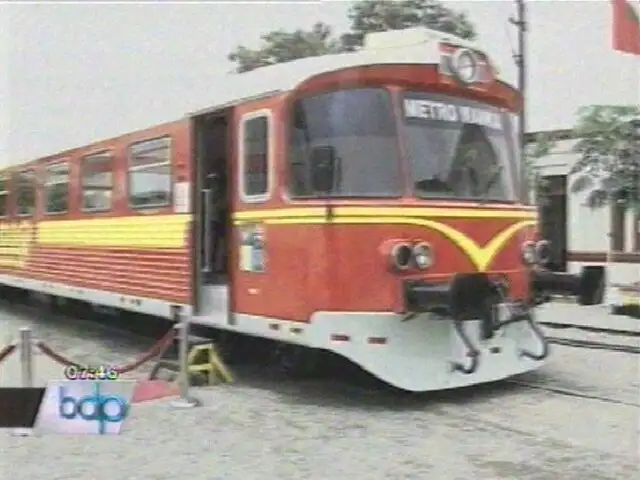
(0, 28, 551, 391)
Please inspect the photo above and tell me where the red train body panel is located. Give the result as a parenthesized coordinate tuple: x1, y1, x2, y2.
(0, 27, 551, 392)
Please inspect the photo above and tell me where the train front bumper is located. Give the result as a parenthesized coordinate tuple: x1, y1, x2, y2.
(308, 274, 550, 392)
(310, 307, 549, 392)
(401, 274, 549, 375)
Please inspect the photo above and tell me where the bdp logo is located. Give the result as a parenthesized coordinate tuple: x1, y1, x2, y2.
(35, 380, 137, 435)
(58, 382, 128, 434)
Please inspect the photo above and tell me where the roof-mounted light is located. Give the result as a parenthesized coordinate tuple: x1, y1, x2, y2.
(450, 48, 480, 85)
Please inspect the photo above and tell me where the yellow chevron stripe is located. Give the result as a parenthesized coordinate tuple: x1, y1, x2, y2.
(232, 207, 537, 271)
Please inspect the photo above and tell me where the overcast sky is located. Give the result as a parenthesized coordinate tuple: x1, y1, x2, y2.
(1, 0, 638, 165)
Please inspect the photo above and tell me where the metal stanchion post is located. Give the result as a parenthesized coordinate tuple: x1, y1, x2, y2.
(12, 327, 35, 437)
(20, 327, 34, 388)
(170, 311, 201, 409)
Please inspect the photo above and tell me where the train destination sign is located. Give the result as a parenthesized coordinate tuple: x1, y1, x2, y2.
(403, 98, 503, 131)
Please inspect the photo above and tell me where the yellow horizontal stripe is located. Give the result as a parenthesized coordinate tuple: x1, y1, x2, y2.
(233, 206, 537, 223)
(37, 215, 190, 248)
(234, 208, 326, 221)
(337, 206, 536, 220)
(0, 222, 33, 267)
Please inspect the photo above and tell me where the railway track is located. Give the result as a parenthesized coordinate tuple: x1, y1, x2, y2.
(538, 319, 639, 355)
(1, 289, 638, 405)
(538, 320, 639, 337)
(3, 292, 638, 354)
(546, 336, 639, 354)
(505, 378, 639, 408)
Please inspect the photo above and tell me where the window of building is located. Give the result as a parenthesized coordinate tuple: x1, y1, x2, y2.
(15, 171, 36, 216)
(128, 137, 172, 208)
(0, 175, 8, 217)
(611, 201, 626, 252)
(635, 210, 639, 252)
(45, 163, 70, 214)
(81, 152, 113, 211)
(241, 113, 270, 201)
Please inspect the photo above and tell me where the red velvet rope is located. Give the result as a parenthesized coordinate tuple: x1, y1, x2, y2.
(35, 341, 80, 368)
(0, 344, 17, 364)
(36, 328, 177, 374)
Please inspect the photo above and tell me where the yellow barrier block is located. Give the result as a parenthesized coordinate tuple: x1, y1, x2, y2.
(186, 343, 233, 385)
(621, 295, 640, 306)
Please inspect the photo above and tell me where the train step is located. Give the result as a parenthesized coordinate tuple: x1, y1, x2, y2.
(148, 335, 233, 386)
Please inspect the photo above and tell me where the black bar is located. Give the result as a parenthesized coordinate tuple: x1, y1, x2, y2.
(531, 269, 581, 296)
(190, 115, 203, 316)
(0, 387, 46, 428)
(404, 280, 450, 312)
(516, 0, 527, 203)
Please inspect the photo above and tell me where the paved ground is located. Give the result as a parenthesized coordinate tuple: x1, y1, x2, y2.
(0, 300, 638, 480)
(537, 302, 639, 334)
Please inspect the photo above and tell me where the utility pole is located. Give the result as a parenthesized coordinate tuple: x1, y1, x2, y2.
(510, 0, 527, 202)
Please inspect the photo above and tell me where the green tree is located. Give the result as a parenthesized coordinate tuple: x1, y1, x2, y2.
(227, 1, 477, 73)
(340, 0, 476, 51)
(568, 105, 640, 211)
(228, 21, 344, 73)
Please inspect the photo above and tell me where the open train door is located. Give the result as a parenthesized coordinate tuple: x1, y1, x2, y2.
(189, 107, 233, 325)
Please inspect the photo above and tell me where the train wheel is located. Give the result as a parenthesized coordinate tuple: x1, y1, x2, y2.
(271, 344, 323, 378)
(49, 295, 66, 313)
(214, 331, 261, 366)
(5, 287, 29, 303)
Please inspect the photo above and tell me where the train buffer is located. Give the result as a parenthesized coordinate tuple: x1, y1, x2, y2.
(149, 335, 233, 386)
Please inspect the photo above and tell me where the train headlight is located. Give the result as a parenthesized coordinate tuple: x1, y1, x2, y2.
(536, 240, 551, 265)
(412, 242, 434, 270)
(390, 242, 413, 271)
(521, 241, 537, 265)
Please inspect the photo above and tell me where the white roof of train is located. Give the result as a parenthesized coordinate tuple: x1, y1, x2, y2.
(190, 27, 504, 116)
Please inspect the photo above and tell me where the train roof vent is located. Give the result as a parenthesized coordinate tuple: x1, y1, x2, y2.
(363, 27, 464, 51)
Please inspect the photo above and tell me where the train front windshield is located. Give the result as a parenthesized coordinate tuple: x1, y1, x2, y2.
(402, 92, 517, 202)
(289, 87, 517, 202)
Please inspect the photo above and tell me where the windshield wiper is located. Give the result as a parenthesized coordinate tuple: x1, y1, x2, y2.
(479, 165, 504, 204)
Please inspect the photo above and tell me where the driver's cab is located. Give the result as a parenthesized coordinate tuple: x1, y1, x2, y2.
(289, 85, 518, 204)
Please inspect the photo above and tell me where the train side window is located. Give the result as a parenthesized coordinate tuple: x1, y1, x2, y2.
(0, 175, 7, 218)
(45, 162, 70, 214)
(81, 152, 113, 211)
(15, 171, 36, 217)
(128, 136, 172, 209)
(239, 112, 271, 202)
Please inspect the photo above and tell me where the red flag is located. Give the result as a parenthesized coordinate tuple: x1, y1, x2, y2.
(612, 0, 640, 54)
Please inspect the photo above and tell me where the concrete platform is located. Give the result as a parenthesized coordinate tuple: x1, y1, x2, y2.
(537, 303, 639, 335)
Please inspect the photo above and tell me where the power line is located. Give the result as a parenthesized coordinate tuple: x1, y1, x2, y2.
(509, 0, 527, 202)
